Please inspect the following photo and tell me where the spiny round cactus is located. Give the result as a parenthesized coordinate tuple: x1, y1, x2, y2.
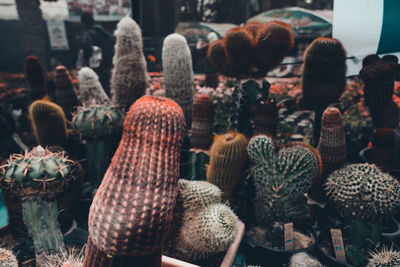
(176, 203, 239, 261)
(325, 164, 400, 221)
(111, 16, 148, 108)
(29, 100, 67, 148)
(289, 252, 323, 267)
(71, 105, 124, 139)
(206, 132, 248, 199)
(54, 65, 79, 120)
(78, 67, 110, 106)
(162, 33, 194, 127)
(0, 248, 18, 267)
(248, 135, 322, 226)
(367, 247, 400, 267)
(191, 94, 214, 149)
(25, 55, 47, 101)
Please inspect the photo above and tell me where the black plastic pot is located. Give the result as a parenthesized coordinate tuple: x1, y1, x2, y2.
(359, 147, 400, 180)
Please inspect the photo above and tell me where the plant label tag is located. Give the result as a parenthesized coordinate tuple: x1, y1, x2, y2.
(331, 228, 346, 263)
(284, 222, 294, 250)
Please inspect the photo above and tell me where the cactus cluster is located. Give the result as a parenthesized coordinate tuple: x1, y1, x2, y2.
(206, 132, 248, 199)
(77, 67, 110, 106)
(190, 94, 214, 150)
(162, 33, 194, 127)
(325, 164, 400, 221)
(248, 135, 322, 226)
(54, 65, 79, 120)
(84, 96, 185, 266)
(0, 248, 18, 267)
(367, 247, 400, 267)
(25, 55, 47, 101)
(111, 17, 148, 109)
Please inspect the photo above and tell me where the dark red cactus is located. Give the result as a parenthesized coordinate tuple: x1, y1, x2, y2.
(253, 99, 278, 137)
(207, 39, 235, 77)
(25, 55, 47, 101)
(191, 94, 214, 150)
(224, 27, 254, 76)
(368, 127, 395, 171)
(244, 22, 263, 38)
(54, 65, 79, 120)
(84, 96, 185, 266)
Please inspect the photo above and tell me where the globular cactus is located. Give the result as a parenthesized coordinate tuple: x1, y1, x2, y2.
(190, 94, 214, 150)
(207, 39, 235, 77)
(111, 17, 148, 109)
(71, 104, 124, 186)
(162, 33, 194, 127)
(325, 164, 400, 221)
(0, 146, 81, 264)
(289, 252, 323, 267)
(29, 100, 68, 148)
(253, 99, 279, 137)
(84, 96, 185, 266)
(206, 132, 248, 199)
(0, 248, 18, 267)
(78, 67, 110, 106)
(367, 247, 400, 267)
(248, 135, 322, 226)
(368, 127, 395, 171)
(25, 55, 47, 101)
(54, 65, 79, 120)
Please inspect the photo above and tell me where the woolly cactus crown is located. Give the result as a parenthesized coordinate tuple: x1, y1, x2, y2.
(0, 248, 18, 267)
(77, 67, 110, 106)
(325, 164, 400, 221)
(113, 16, 143, 61)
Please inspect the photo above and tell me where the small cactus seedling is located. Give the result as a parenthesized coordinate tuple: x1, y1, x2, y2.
(367, 247, 400, 267)
(77, 67, 110, 106)
(54, 65, 79, 120)
(25, 55, 47, 101)
(0, 248, 18, 267)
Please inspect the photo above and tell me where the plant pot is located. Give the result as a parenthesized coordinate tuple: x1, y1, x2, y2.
(359, 147, 400, 180)
(243, 223, 316, 266)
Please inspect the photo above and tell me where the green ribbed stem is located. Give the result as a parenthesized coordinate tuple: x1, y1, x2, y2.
(86, 139, 111, 187)
(22, 200, 64, 255)
(349, 220, 382, 248)
(187, 150, 209, 180)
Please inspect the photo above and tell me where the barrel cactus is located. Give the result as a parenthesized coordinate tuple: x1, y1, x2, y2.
(367, 247, 400, 267)
(25, 55, 47, 101)
(111, 17, 148, 109)
(71, 104, 124, 186)
(0, 146, 81, 265)
(78, 67, 110, 106)
(248, 135, 322, 226)
(0, 248, 18, 267)
(206, 132, 248, 199)
(83, 96, 185, 266)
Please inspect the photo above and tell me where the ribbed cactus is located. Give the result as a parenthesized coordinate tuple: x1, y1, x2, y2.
(253, 99, 279, 137)
(206, 132, 248, 199)
(0, 146, 81, 264)
(0, 248, 18, 267)
(111, 17, 148, 109)
(370, 101, 399, 129)
(367, 247, 400, 267)
(187, 149, 209, 181)
(25, 55, 47, 101)
(162, 33, 194, 127)
(54, 65, 79, 120)
(29, 100, 67, 148)
(78, 67, 110, 106)
(325, 164, 400, 221)
(190, 94, 214, 149)
(84, 96, 185, 266)
(224, 27, 253, 77)
(368, 127, 395, 171)
(248, 135, 322, 226)
(207, 39, 235, 77)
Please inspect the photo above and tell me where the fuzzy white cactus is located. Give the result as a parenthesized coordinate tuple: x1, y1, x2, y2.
(162, 33, 194, 127)
(78, 67, 110, 106)
(0, 248, 18, 267)
(289, 253, 323, 267)
(111, 16, 148, 108)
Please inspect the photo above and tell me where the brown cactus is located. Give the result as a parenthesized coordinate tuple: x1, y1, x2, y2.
(84, 96, 185, 266)
(54, 65, 79, 120)
(190, 94, 214, 150)
(25, 55, 47, 101)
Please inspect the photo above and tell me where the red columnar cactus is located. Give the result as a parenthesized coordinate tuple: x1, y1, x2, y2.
(25, 55, 47, 101)
(190, 94, 214, 150)
(84, 96, 185, 266)
(253, 99, 279, 137)
(368, 127, 395, 171)
(54, 65, 79, 120)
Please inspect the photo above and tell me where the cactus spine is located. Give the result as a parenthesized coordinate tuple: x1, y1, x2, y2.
(190, 94, 214, 150)
(111, 17, 148, 109)
(54, 65, 79, 120)
(78, 67, 110, 106)
(0, 248, 18, 267)
(367, 247, 400, 267)
(25, 55, 47, 101)
(206, 132, 248, 199)
(84, 96, 185, 266)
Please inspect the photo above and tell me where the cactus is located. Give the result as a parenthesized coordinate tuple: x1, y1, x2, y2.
(0, 248, 18, 267)
(289, 252, 323, 267)
(162, 33, 194, 127)
(111, 17, 148, 109)
(253, 98, 279, 137)
(248, 135, 322, 226)
(206, 132, 248, 199)
(369, 101, 399, 129)
(0, 146, 81, 263)
(325, 164, 400, 221)
(187, 150, 209, 180)
(207, 39, 235, 77)
(54, 65, 79, 120)
(25, 55, 47, 101)
(71, 104, 124, 186)
(77, 67, 110, 106)
(29, 100, 68, 148)
(83, 96, 185, 266)
(190, 94, 214, 150)
(367, 247, 400, 267)
(368, 127, 395, 171)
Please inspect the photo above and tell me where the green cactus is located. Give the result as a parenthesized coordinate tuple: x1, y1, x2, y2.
(247, 135, 321, 227)
(0, 146, 81, 262)
(72, 105, 124, 187)
(0, 248, 18, 267)
(367, 247, 400, 267)
(187, 149, 209, 181)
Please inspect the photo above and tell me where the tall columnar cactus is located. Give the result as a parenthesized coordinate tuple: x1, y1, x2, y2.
(78, 67, 110, 106)
(0, 146, 81, 265)
(162, 33, 194, 127)
(253, 99, 279, 137)
(367, 247, 400, 267)
(368, 127, 395, 171)
(111, 17, 148, 109)
(248, 135, 322, 226)
(0, 248, 18, 267)
(25, 55, 47, 101)
(54, 65, 79, 120)
(206, 132, 248, 199)
(190, 94, 214, 150)
(325, 164, 400, 221)
(370, 101, 399, 129)
(83, 96, 185, 267)
(29, 100, 67, 148)
(71, 104, 124, 186)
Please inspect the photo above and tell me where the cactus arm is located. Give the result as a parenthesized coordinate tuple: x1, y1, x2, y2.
(86, 139, 111, 187)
